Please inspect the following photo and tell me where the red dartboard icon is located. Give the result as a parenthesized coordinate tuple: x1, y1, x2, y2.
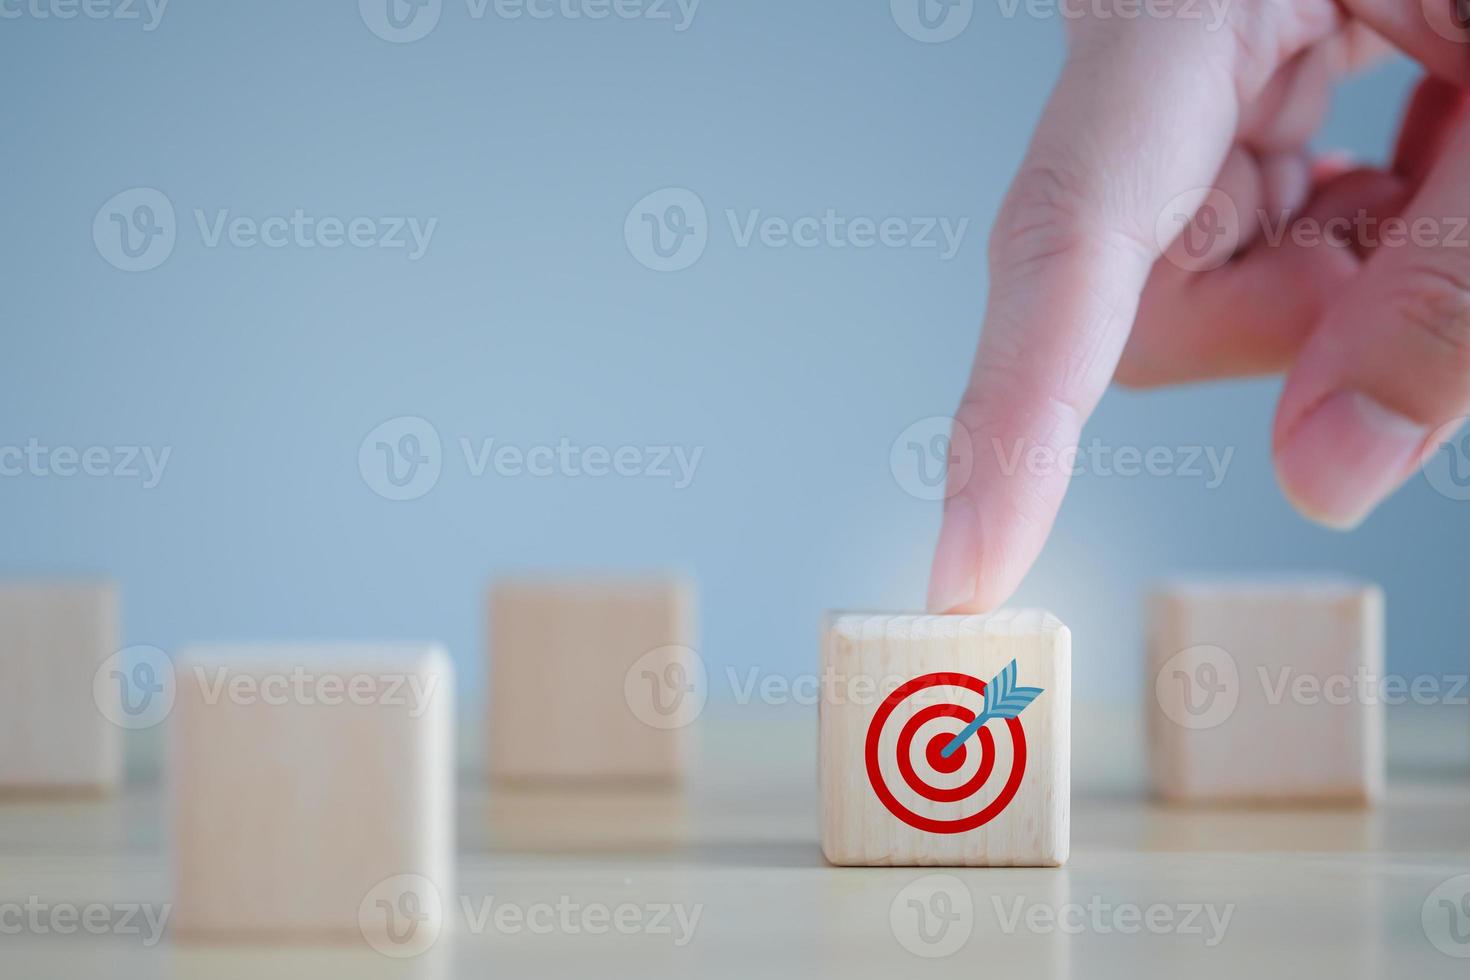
(864, 671, 1028, 834)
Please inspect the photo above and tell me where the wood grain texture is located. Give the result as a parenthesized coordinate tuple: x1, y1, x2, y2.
(1148, 579, 1385, 805)
(820, 611, 1070, 867)
(0, 582, 120, 792)
(170, 644, 455, 942)
(488, 577, 695, 785)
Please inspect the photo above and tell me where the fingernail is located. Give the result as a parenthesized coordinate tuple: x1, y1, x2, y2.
(927, 502, 979, 613)
(1276, 390, 1428, 529)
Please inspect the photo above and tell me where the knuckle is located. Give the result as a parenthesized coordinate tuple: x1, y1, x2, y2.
(1389, 261, 1470, 368)
(989, 164, 1095, 271)
(988, 163, 1153, 279)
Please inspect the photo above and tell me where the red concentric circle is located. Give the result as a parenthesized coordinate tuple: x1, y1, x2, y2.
(895, 702, 995, 803)
(863, 671, 1027, 834)
(925, 732, 967, 775)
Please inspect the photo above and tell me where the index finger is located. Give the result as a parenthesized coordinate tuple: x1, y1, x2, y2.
(928, 22, 1247, 613)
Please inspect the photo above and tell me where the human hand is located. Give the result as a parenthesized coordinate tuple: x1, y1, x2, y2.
(928, 1, 1470, 613)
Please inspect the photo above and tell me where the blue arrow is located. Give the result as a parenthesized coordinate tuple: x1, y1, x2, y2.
(940, 659, 1044, 758)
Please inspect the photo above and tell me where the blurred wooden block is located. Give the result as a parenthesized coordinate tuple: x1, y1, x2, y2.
(0, 582, 120, 793)
(171, 644, 454, 946)
(1148, 579, 1384, 805)
(488, 577, 696, 785)
(486, 786, 689, 853)
(820, 611, 1070, 867)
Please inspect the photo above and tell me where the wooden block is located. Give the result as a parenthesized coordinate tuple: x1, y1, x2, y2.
(170, 644, 454, 944)
(0, 582, 120, 794)
(486, 786, 690, 853)
(820, 611, 1070, 867)
(1148, 579, 1384, 805)
(488, 577, 696, 785)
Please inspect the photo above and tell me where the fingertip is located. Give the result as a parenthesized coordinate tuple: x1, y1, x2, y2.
(1276, 480, 1370, 532)
(1273, 389, 1427, 530)
(925, 497, 1028, 614)
(926, 501, 979, 614)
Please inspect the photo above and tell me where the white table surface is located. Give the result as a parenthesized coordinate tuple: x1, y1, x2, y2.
(1, 706, 1467, 979)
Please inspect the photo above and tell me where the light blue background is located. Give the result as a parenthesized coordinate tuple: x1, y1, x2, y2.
(1, 2, 1463, 709)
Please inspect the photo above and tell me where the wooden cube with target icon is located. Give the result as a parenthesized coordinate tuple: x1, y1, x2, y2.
(1148, 578, 1384, 805)
(488, 577, 699, 785)
(820, 611, 1070, 867)
(0, 581, 121, 795)
(170, 644, 455, 944)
